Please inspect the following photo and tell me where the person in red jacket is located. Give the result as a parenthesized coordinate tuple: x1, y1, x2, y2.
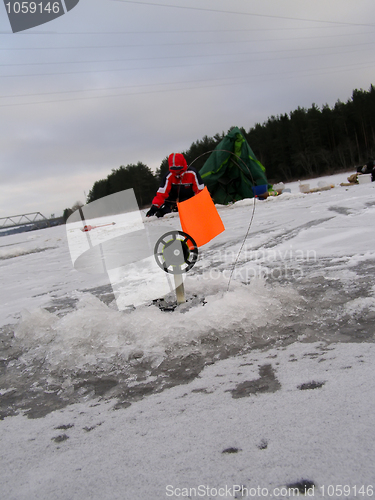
(146, 153, 205, 217)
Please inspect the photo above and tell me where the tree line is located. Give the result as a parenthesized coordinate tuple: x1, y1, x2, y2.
(86, 162, 158, 208)
(246, 85, 375, 182)
(76, 84, 374, 213)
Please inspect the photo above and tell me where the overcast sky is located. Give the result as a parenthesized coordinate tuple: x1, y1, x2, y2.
(0, 0, 374, 218)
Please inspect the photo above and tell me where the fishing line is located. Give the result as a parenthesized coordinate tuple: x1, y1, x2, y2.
(188, 148, 258, 291)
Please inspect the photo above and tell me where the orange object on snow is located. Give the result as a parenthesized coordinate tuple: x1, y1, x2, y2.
(177, 187, 225, 247)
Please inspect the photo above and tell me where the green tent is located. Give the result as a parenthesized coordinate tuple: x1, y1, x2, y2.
(199, 127, 269, 204)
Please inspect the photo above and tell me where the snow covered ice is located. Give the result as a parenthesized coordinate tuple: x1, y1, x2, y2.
(1, 172, 375, 499)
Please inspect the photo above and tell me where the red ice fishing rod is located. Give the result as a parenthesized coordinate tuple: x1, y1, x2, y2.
(81, 222, 116, 232)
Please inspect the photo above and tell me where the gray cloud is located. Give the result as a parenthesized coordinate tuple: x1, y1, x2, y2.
(0, 0, 374, 217)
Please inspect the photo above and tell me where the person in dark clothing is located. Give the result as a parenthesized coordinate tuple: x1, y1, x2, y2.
(146, 153, 205, 217)
(367, 159, 375, 181)
(357, 159, 375, 181)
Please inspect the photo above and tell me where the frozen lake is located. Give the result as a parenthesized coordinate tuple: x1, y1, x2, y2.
(1, 172, 374, 498)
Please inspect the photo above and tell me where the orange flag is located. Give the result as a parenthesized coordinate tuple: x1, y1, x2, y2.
(178, 187, 225, 247)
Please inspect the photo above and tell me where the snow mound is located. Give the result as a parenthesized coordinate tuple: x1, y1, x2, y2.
(0, 245, 55, 260)
(13, 277, 301, 377)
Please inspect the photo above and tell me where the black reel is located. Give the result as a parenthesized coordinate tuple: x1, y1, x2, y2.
(154, 230, 198, 274)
